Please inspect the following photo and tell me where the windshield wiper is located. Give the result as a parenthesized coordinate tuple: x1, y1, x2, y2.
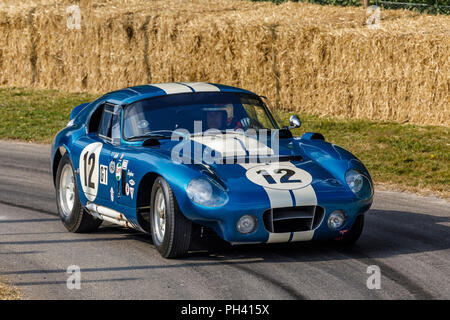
(127, 132, 171, 141)
(128, 129, 189, 141)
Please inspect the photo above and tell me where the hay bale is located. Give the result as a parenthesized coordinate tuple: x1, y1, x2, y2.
(0, 0, 448, 125)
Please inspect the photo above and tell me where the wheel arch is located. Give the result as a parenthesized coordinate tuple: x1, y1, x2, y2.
(136, 172, 160, 232)
(52, 146, 68, 187)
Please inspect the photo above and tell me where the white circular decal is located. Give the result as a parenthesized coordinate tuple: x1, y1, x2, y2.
(245, 164, 312, 190)
(79, 142, 103, 201)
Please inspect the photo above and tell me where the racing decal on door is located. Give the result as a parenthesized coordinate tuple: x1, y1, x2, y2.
(100, 165, 108, 185)
(79, 142, 103, 201)
(115, 162, 122, 181)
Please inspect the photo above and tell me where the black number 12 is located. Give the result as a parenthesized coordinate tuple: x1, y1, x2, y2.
(83, 152, 96, 188)
(257, 168, 302, 184)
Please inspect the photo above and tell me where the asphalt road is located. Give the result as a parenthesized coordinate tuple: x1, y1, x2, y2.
(0, 140, 449, 300)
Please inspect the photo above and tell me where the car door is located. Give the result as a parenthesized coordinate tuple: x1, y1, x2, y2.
(74, 102, 122, 207)
(95, 103, 123, 205)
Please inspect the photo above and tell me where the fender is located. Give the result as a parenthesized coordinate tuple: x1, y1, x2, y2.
(70, 103, 90, 120)
(296, 138, 372, 188)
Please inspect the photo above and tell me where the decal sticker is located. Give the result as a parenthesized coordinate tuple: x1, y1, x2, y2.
(109, 161, 115, 174)
(100, 165, 108, 185)
(122, 160, 128, 170)
(79, 142, 103, 201)
(120, 154, 124, 160)
(245, 163, 312, 190)
(129, 179, 135, 186)
(115, 162, 122, 181)
(113, 153, 119, 159)
(130, 187, 134, 199)
(125, 183, 130, 196)
(110, 187, 114, 202)
(127, 171, 134, 178)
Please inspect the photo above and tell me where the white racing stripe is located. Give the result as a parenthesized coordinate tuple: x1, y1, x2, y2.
(150, 83, 192, 94)
(291, 230, 314, 242)
(292, 185, 317, 206)
(264, 188, 293, 208)
(240, 162, 292, 243)
(239, 161, 318, 243)
(181, 82, 220, 92)
(190, 132, 274, 159)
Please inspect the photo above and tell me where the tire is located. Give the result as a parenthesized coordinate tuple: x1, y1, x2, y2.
(336, 214, 364, 246)
(150, 177, 192, 258)
(55, 153, 102, 233)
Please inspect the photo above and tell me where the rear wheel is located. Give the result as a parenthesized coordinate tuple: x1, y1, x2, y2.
(150, 177, 192, 258)
(56, 153, 102, 233)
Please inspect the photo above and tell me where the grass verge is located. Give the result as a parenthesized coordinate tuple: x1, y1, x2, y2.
(0, 280, 20, 300)
(0, 87, 448, 198)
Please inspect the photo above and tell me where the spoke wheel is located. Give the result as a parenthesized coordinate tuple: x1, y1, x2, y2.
(153, 188, 166, 244)
(59, 164, 76, 217)
(150, 177, 192, 258)
(55, 153, 102, 233)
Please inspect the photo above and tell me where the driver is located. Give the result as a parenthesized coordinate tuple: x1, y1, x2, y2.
(206, 110, 226, 130)
(204, 104, 252, 131)
(204, 105, 230, 130)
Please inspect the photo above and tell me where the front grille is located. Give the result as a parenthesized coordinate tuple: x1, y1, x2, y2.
(263, 206, 325, 233)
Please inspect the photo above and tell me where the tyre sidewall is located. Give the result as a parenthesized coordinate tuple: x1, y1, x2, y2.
(56, 153, 83, 231)
(150, 177, 174, 255)
(343, 214, 365, 244)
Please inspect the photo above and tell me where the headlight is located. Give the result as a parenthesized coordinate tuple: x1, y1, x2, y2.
(345, 169, 373, 199)
(186, 176, 228, 207)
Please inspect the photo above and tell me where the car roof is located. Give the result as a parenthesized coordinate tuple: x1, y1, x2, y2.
(103, 82, 257, 105)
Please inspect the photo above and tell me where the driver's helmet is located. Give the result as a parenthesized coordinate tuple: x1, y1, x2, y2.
(203, 104, 233, 129)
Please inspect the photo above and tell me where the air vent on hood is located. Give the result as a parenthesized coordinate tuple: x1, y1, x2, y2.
(214, 155, 303, 164)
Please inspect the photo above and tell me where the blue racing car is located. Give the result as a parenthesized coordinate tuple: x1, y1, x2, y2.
(51, 82, 373, 258)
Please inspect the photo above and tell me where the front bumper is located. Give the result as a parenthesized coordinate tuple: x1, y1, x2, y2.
(181, 194, 373, 244)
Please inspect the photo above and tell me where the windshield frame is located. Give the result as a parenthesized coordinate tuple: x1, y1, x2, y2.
(121, 92, 280, 142)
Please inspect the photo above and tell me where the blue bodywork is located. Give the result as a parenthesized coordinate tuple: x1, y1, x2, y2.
(51, 82, 373, 244)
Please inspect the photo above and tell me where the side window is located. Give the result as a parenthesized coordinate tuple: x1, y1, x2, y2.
(97, 103, 121, 145)
(98, 104, 113, 138)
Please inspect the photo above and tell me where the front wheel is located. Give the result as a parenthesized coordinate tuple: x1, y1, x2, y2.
(150, 177, 192, 258)
(335, 214, 365, 246)
(56, 153, 102, 233)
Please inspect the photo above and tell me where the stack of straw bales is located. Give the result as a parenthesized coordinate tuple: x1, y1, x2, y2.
(0, 0, 448, 125)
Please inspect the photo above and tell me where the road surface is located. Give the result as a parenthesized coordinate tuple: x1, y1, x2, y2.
(0, 140, 448, 299)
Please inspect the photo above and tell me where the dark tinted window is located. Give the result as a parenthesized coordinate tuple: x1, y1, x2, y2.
(97, 104, 115, 138)
(123, 92, 279, 139)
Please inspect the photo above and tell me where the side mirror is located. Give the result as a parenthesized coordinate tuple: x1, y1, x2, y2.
(289, 115, 301, 129)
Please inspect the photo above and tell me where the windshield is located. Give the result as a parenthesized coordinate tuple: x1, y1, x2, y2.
(123, 92, 279, 140)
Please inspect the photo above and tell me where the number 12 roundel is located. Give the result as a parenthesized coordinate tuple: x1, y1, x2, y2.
(79, 142, 103, 201)
(245, 163, 312, 190)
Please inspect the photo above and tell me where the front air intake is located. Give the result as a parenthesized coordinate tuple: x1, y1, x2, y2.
(263, 206, 325, 233)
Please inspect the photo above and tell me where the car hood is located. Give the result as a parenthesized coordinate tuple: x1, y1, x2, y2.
(149, 132, 350, 196)
(154, 131, 302, 163)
